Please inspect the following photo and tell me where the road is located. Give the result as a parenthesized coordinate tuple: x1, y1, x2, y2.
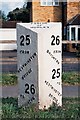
(62, 63, 80, 72)
(0, 85, 79, 98)
(0, 50, 17, 73)
(0, 51, 80, 73)
(1, 63, 80, 73)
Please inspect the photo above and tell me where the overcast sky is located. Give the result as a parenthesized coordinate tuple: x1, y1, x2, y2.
(0, 0, 27, 16)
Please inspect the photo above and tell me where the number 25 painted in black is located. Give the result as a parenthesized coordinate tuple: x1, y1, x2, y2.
(20, 35, 31, 46)
(52, 68, 60, 79)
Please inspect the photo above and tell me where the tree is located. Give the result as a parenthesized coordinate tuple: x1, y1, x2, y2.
(7, 3, 30, 22)
(0, 10, 7, 21)
(7, 8, 20, 21)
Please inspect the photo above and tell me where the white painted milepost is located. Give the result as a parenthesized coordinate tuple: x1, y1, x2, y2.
(17, 22, 62, 109)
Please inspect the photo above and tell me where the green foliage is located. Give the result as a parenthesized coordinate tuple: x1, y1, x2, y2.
(0, 74, 17, 86)
(62, 72, 80, 85)
(0, 10, 7, 21)
(1, 97, 80, 119)
(2, 98, 18, 119)
(7, 7, 30, 22)
(0, 72, 80, 86)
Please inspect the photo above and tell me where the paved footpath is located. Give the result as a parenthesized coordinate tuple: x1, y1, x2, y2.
(0, 85, 79, 98)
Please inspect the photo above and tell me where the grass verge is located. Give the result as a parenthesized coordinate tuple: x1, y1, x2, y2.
(0, 74, 17, 86)
(62, 72, 80, 85)
(1, 97, 80, 119)
(0, 72, 80, 86)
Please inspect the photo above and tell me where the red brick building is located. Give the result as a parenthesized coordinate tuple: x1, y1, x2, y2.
(28, 0, 80, 52)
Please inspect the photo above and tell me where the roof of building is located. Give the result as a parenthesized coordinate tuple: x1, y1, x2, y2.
(67, 14, 80, 25)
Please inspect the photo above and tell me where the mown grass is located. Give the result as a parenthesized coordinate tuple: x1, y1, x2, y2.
(62, 72, 80, 85)
(0, 74, 17, 86)
(1, 97, 80, 119)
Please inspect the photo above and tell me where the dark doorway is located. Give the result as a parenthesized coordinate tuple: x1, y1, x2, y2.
(78, 28, 80, 40)
(62, 44, 67, 52)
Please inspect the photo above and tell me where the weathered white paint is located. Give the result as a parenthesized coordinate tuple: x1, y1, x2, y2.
(38, 23, 62, 109)
(17, 22, 62, 109)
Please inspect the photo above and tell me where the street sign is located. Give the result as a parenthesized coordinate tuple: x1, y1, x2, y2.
(17, 22, 62, 109)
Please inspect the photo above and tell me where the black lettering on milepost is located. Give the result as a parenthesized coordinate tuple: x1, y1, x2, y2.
(25, 83, 36, 95)
(20, 50, 30, 54)
(45, 80, 62, 96)
(17, 52, 37, 73)
(53, 50, 61, 53)
(49, 93, 59, 105)
(22, 68, 32, 80)
(47, 50, 59, 64)
(27, 97, 35, 104)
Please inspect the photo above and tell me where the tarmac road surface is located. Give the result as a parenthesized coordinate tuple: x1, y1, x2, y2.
(0, 85, 79, 98)
(62, 63, 80, 72)
(1, 63, 80, 73)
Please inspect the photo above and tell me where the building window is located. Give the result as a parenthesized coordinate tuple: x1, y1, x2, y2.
(78, 28, 80, 40)
(41, 0, 46, 6)
(67, 26, 69, 40)
(41, 0, 59, 6)
(64, 27, 66, 40)
(71, 27, 75, 41)
(53, 0, 59, 6)
(47, 0, 53, 6)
